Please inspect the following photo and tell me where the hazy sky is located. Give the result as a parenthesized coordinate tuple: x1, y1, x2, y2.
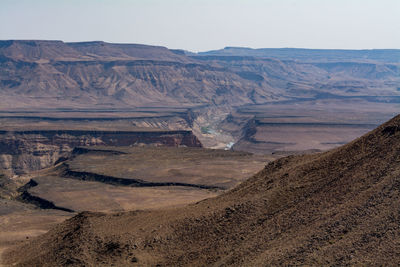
(1, 0, 399, 51)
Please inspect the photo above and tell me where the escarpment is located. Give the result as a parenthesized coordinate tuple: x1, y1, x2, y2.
(5, 114, 400, 266)
(0, 130, 202, 176)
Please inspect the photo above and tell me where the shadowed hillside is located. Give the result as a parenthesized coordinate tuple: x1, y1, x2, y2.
(4, 114, 400, 266)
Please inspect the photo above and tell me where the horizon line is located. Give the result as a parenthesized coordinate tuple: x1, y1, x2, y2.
(1, 39, 400, 53)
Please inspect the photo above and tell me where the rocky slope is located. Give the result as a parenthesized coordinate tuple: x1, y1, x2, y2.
(1, 40, 399, 196)
(1, 41, 399, 156)
(1, 41, 399, 110)
(193, 55, 400, 102)
(4, 114, 400, 266)
(0, 40, 276, 109)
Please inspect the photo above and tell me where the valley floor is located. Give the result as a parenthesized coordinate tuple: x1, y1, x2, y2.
(0, 99, 399, 265)
(0, 146, 277, 260)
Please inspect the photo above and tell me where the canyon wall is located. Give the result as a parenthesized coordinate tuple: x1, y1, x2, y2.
(0, 130, 202, 176)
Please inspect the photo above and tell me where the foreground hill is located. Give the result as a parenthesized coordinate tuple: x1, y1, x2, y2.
(4, 114, 400, 266)
(0, 146, 275, 260)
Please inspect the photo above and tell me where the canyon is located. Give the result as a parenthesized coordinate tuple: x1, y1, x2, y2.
(0, 129, 201, 177)
(1, 40, 400, 265)
(1, 40, 399, 176)
(4, 111, 400, 266)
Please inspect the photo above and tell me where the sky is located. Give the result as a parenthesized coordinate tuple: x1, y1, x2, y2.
(1, 0, 399, 52)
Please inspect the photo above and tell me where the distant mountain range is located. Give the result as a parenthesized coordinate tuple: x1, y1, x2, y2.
(199, 46, 400, 63)
(0, 40, 399, 109)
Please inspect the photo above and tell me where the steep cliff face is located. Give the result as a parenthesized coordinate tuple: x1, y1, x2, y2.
(0, 40, 278, 109)
(193, 55, 400, 100)
(2, 41, 400, 110)
(0, 130, 202, 176)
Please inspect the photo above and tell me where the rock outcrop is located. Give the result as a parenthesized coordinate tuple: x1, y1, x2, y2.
(2, 41, 399, 110)
(5, 114, 400, 266)
(0, 130, 202, 176)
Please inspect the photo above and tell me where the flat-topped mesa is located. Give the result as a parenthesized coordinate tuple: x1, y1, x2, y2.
(0, 40, 191, 62)
(0, 130, 202, 176)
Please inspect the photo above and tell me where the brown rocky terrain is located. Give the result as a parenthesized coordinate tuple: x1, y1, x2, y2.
(0, 129, 201, 177)
(0, 146, 275, 262)
(1, 41, 399, 159)
(16, 146, 274, 212)
(1, 41, 400, 266)
(0, 106, 202, 178)
(1, 41, 399, 110)
(1, 41, 399, 158)
(0, 40, 272, 110)
(3, 113, 400, 266)
(220, 100, 399, 154)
